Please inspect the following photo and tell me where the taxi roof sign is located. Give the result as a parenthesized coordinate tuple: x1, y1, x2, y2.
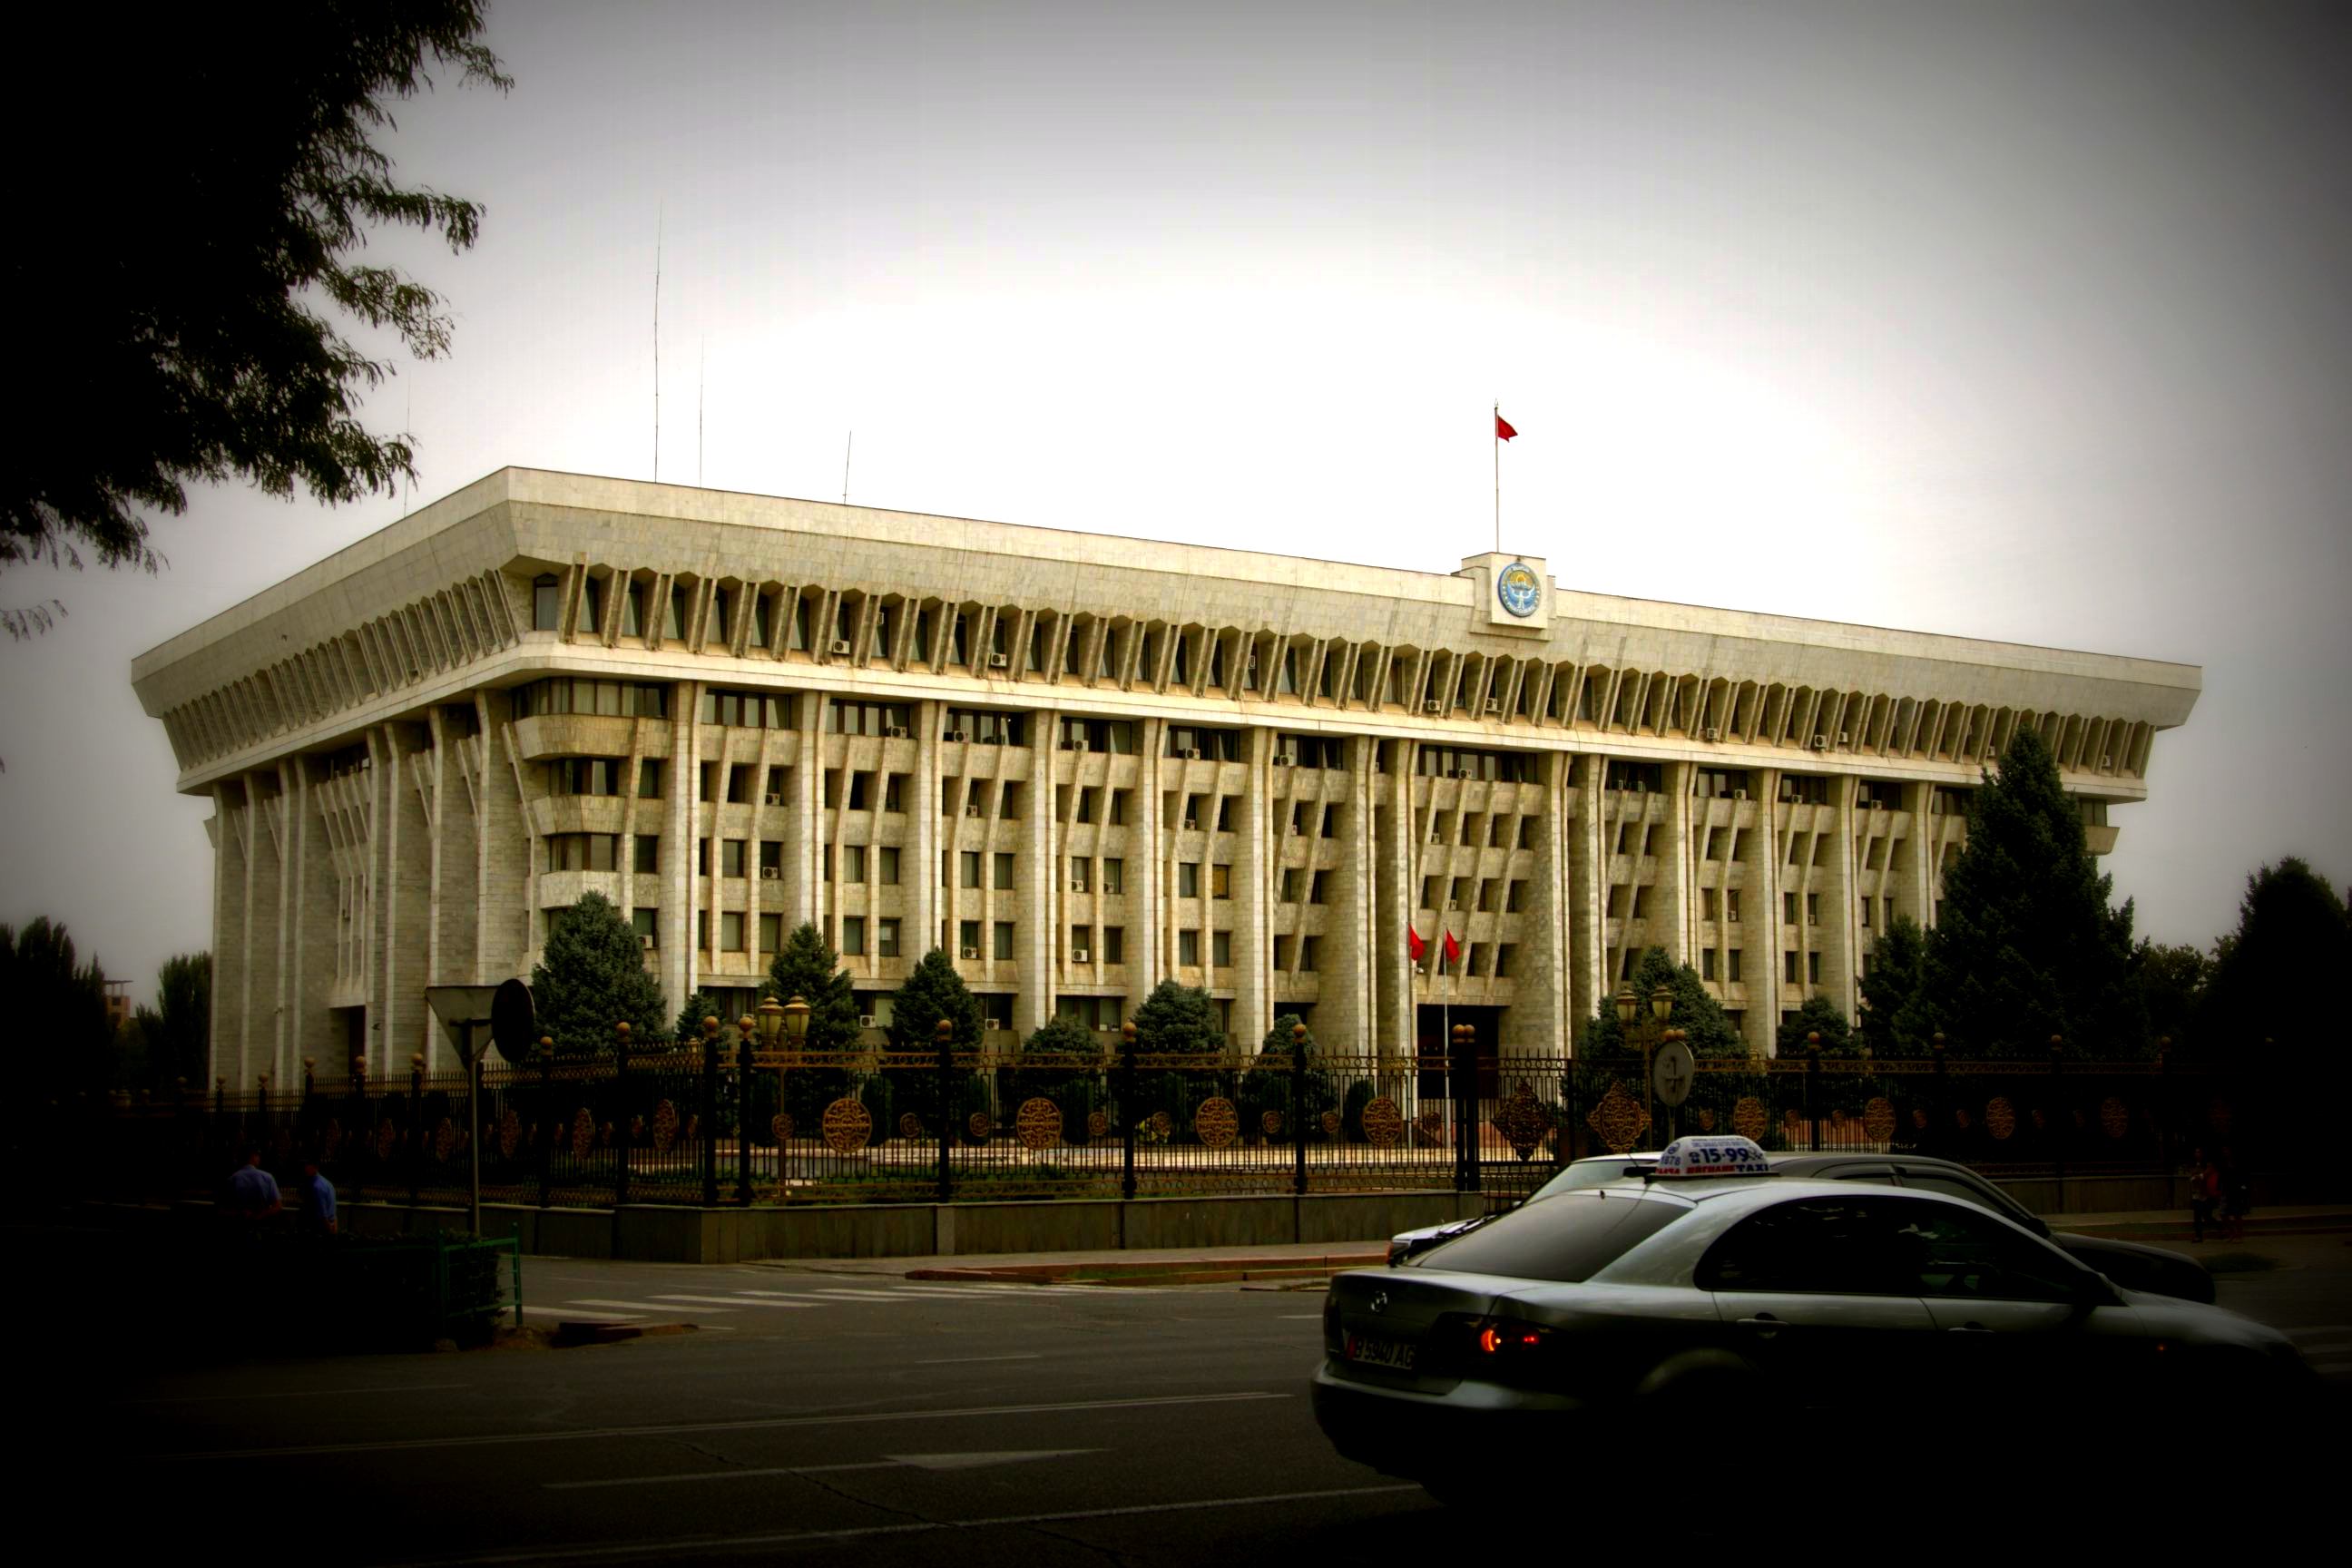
(1651, 1135, 1772, 1180)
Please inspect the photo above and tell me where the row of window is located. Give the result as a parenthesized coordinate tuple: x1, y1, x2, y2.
(514, 678, 670, 720)
(1421, 876, 1530, 913)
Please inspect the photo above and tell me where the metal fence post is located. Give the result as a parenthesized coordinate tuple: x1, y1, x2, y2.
(736, 1025, 754, 1207)
(701, 1026, 720, 1208)
(2049, 1035, 2067, 1210)
(408, 1056, 424, 1207)
(1805, 1044, 1821, 1153)
(535, 1037, 554, 1210)
(1291, 1022, 1309, 1198)
(1120, 1019, 1138, 1202)
(613, 1022, 632, 1210)
(1930, 1034, 1946, 1160)
(935, 1017, 955, 1205)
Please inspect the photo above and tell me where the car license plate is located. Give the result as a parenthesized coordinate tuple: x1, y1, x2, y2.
(1343, 1332, 1416, 1371)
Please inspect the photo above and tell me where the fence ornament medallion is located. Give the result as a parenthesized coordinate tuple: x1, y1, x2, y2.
(1985, 1096, 2018, 1142)
(571, 1108, 595, 1160)
(1086, 1109, 1110, 1140)
(1586, 1082, 1648, 1153)
(1696, 1108, 1717, 1133)
(1260, 1109, 1283, 1138)
(2100, 1096, 2130, 1140)
(898, 1112, 926, 1140)
(376, 1118, 397, 1161)
(771, 1113, 793, 1145)
(1731, 1096, 1767, 1142)
(1321, 1110, 1342, 1141)
(498, 1108, 521, 1159)
(822, 1098, 874, 1154)
(1149, 1111, 1175, 1140)
(1194, 1096, 1240, 1149)
(966, 1111, 993, 1142)
(1863, 1097, 1896, 1144)
(1015, 1097, 1063, 1150)
(1494, 1082, 1551, 1161)
(652, 1100, 679, 1155)
(433, 1117, 456, 1162)
(1362, 1096, 1405, 1147)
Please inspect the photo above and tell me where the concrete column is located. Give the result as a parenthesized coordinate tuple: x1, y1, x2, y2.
(1517, 750, 1573, 1059)
(1233, 727, 1271, 1044)
(1659, 761, 1693, 966)
(665, 682, 697, 1004)
(284, 760, 340, 1073)
(1754, 767, 1784, 1054)
(1564, 755, 1606, 1051)
(475, 690, 531, 1009)
(1372, 743, 1416, 1063)
(1133, 718, 1163, 1000)
(427, 709, 480, 985)
(1828, 775, 1860, 1021)
(372, 723, 433, 1071)
(1016, 715, 1054, 1038)
(1321, 737, 1377, 1052)
(211, 784, 250, 1086)
(910, 699, 940, 965)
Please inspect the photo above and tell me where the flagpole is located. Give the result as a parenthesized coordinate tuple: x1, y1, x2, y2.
(1493, 402, 1500, 553)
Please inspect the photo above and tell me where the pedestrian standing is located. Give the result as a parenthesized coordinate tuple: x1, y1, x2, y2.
(2183, 1145, 2215, 1243)
(2218, 1147, 2249, 1242)
(296, 1155, 337, 1237)
(224, 1145, 282, 1223)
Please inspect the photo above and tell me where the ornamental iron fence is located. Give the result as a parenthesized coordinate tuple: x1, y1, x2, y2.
(83, 1044, 2260, 1216)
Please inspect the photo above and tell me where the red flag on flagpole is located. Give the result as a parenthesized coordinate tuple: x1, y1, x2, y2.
(1442, 929, 1462, 965)
(1494, 412, 1517, 441)
(1407, 926, 1426, 964)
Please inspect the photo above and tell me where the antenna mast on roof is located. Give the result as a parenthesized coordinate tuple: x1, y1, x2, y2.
(652, 207, 662, 483)
(842, 429, 853, 505)
(698, 338, 705, 487)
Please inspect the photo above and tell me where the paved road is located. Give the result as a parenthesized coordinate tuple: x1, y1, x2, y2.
(42, 1235, 2351, 1563)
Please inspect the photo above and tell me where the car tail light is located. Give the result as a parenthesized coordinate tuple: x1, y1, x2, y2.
(1426, 1313, 1566, 1387)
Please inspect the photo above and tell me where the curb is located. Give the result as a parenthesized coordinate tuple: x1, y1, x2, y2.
(906, 1252, 1386, 1288)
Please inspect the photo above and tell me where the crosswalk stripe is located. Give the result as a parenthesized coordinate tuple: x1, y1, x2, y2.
(521, 1307, 642, 1322)
(803, 1289, 926, 1301)
(567, 1298, 733, 1314)
(651, 1295, 818, 1310)
(732, 1290, 844, 1302)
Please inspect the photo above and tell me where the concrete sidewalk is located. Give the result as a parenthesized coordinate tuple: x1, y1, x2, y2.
(744, 1204, 2350, 1287)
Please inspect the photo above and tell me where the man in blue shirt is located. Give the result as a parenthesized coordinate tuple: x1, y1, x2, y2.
(225, 1147, 281, 1220)
(297, 1155, 337, 1236)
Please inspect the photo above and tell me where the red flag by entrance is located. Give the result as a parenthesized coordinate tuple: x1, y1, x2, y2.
(1494, 412, 1517, 442)
(1407, 926, 1426, 964)
(1442, 929, 1462, 965)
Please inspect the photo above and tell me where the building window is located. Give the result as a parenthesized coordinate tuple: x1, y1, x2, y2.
(665, 583, 688, 641)
(1210, 863, 1231, 899)
(760, 841, 782, 878)
(514, 677, 670, 720)
(1102, 858, 1124, 895)
(633, 836, 659, 874)
(1701, 950, 1718, 981)
(1165, 725, 1240, 760)
(1603, 760, 1663, 792)
(1807, 893, 1820, 926)
(961, 851, 982, 888)
(877, 918, 901, 958)
(1784, 891, 1799, 925)
(995, 852, 1014, 890)
(1103, 926, 1124, 964)
(1694, 768, 1750, 799)
(759, 913, 782, 954)
(1506, 880, 1525, 913)
(715, 839, 742, 877)
(632, 907, 658, 946)
(697, 837, 710, 877)
(959, 920, 981, 956)
(880, 847, 900, 886)
(1728, 949, 1742, 983)
(1070, 858, 1093, 893)
(1213, 931, 1232, 967)
(720, 912, 746, 952)
(828, 701, 913, 736)
(945, 707, 1025, 745)
(637, 760, 663, 799)
(1700, 888, 1717, 922)
(729, 764, 752, 804)
(843, 845, 867, 883)
(994, 921, 1014, 960)
(883, 773, 905, 812)
(1178, 862, 1200, 898)
(1300, 936, 1319, 972)
(696, 911, 710, 952)
(1785, 950, 1800, 984)
(1727, 889, 1741, 923)
(1310, 871, 1330, 905)
(840, 917, 866, 957)
(548, 758, 625, 797)
(1180, 930, 1200, 967)
(1496, 943, 1516, 978)
(821, 845, 833, 883)
(1808, 951, 1822, 984)
(532, 573, 561, 631)
(1779, 773, 1832, 806)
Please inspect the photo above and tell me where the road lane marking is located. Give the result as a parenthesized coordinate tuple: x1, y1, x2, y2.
(801, 1289, 926, 1301)
(565, 1298, 732, 1314)
(730, 1290, 844, 1302)
(520, 1308, 642, 1323)
(545, 1449, 1100, 1489)
(148, 1390, 1290, 1462)
(112, 1382, 470, 1406)
(392, 1483, 1422, 1564)
(913, 1353, 1044, 1366)
(648, 1294, 818, 1309)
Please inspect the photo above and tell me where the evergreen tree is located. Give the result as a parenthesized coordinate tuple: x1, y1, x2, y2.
(672, 991, 730, 1044)
(0, 918, 115, 1103)
(1859, 916, 1926, 1053)
(1132, 978, 1221, 1053)
(1004, 1014, 1105, 1124)
(1247, 1012, 1335, 1137)
(763, 924, 863, 1052)
(887, 949, 985, 1133)
(1777, 995, 1858, 1057)
(152, 952, 212, 1088)
(1573, 947, 1745, 1060)
(2195, 858, 2349, 1067)
(529, 892, 669, 1052)
(2133, 941, 2213, 1058)
(1913, 727, 2145, 1057)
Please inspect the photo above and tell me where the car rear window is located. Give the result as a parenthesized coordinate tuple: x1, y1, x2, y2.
(1415, 1192, 1686, 1281)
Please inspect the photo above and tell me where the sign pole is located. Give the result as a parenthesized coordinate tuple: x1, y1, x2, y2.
(467, 1023, 483, 1239)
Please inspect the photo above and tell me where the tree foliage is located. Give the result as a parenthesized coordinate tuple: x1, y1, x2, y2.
(1132, 979, 1222, 1054)
(0, 918, 116, 1101)
(149, 952, 213, 1090)
(529, 893, 669, 1052)
(763, 924, 864, 1054)
(1911, 727, 2145, 1057)
(2195, 858, 2350, 1068)
(1858, 916, 1926, 1054)
(1776, 995, 1857, 1058)
(887, 949, 985, 1057)
(2133, 941, 2212, 1058)
(5, 4, 508, 635)
(1573, 947, 1746, 1061)
(671, 991, 730, 1045)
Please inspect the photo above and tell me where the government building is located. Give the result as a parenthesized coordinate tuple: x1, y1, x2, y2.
(132, 469, 2200, 1084)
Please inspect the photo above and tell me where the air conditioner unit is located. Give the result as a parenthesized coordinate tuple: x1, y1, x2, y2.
(1703, 726, 1721, 742)
(828, 639, 852, 656)
(1181, 747, 1202, 760)
(985, 1016, 1004, 1032)
(1838, 731, 1852, 746)
(764, 792, 784, 806)
(961, 946, 980, 960)
(1073, 947, 1091, 964)
(964, 802, 983, 818)
(1485, 698, 1504, 715)
(760, 866, 780, 880)
(1289, 824, 1302, 836)
(2101, 755, 2114, 769)
(883, 724, 909, 739)
(640, 935, 656, 950)
(1458, 768, 1478, 779)
(858, 1014, 876, 1028)
(1732, 789, 1749, 800)
(988, 652, 1011, 670)
(1182, 816, 1200, 831)
(1810, 736, 1829, 750)
(944, 729, 967, 742)
(1271, 753, 1294, 767)
(1096, 1023, 1117, 1033)
(1060, 739, 1087, 751)
(1870, 799, 1887, 811)
(1071, 877, 1089, 892)
(1424, 701, 1444, 714)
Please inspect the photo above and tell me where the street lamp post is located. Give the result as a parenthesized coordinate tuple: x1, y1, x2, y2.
(1291, 1021, 1310, 1198)
(753, 996, 803, 1201)
(1615, 983, 1676, 1149)
(1450, 1022, 1478, 1191)
(1120, 1019, 1139, 1201)
(936, 1017, 956, 1204)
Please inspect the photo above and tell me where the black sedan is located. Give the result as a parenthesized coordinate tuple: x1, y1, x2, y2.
(1387, 1150, 2214, 1302)
(1319, 1170, 2310, 1504)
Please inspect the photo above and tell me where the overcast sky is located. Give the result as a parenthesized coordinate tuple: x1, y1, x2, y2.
(5, 0, 2347, 1004)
